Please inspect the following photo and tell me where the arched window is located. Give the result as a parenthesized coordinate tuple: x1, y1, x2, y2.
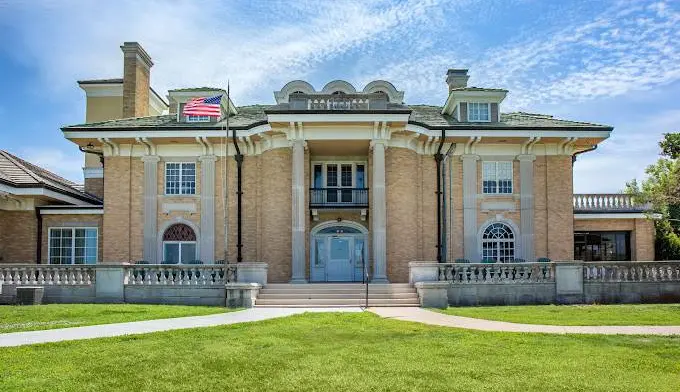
(481, 223, 515, 262)
(162, 224, 197, 264)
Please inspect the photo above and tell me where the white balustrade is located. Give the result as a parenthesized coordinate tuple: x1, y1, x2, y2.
(124, 264, 238, 286)
(583, 262, 680, 282)
(573, 194, 646, 211)
(0, 265, 95, 286)
(437, 263, 555, 284)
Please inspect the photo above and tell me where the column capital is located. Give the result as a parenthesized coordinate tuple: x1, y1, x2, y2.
(198, 155, 217, 162)
(370, 139, 389, 149)
(459, 154, 479, 161)
(141, 155, 160, 163)
(516, 154, 536, 162)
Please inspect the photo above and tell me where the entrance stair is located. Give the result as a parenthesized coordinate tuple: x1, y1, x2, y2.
(254, 283, 420, 307)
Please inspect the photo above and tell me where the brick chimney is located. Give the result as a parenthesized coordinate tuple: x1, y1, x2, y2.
(446, 69, 469, 91)
(121, 42, 153, 118)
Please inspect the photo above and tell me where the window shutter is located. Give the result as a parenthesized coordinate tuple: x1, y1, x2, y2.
(491, 103, 499, 123)
(459, 102, 467, 122)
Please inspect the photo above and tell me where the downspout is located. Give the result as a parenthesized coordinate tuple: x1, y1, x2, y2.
(229, 87, 244, 263)
(35, 208, 42, 264)
(572, 145, 597, 165)
(434, 130, 445, 263)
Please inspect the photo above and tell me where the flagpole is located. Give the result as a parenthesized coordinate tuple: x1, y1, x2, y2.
(222, 86, 229, 262)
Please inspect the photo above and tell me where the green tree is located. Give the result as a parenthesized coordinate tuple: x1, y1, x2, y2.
(626, 133, 680, 259)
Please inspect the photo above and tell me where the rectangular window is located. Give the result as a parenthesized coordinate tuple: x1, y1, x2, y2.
(165, 162, 196, 195)
(574, 231, 631, 261)
(468, 102, 490, 122)
(186, 115, 211, 122)
(49, 228, 98, 264)
(482, 161, 513, 194)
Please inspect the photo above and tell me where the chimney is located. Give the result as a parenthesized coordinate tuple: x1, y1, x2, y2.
(121, 42, 153, 118)
(446, 69, 469, 91)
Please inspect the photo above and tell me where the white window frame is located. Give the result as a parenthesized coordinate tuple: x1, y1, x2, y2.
(468, 102, 491, 122)
(482, 161, 513, 194)
(310, 161, 368, 189)
(162, 241, 198, 264)
(185, 115, 211, 123)
(47, 227, 98, 264)
(165, 162, 196, 195)
(480, 222, 515, 263)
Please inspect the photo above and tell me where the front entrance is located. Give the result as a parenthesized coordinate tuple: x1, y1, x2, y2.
(310, 223, 368, 282)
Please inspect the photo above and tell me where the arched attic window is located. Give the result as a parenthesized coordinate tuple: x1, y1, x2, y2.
(331, 91, 346, 95)
(162, 224, 197, 264)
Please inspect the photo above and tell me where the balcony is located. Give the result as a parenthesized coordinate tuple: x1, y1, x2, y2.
(573, 194, 650, 213)
(309, 188, 369, 208)
(289, 93, 388, 110)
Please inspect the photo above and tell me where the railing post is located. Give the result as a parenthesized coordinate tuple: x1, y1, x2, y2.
(555, 262, 584, 304)
(95, 265, 126, 303)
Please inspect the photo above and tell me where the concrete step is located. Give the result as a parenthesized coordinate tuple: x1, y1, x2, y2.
(257, 292, 419, 300)
(254, 298, 420, 306)
(265, 283, 412, 289)
(258, 288, 416, 295)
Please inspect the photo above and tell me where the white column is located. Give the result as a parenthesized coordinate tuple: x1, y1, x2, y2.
(371, 140, 388, 282)
(518, 154, 536, 261)
(142, 155, 160, 262)
(461, 154, 479, 261)
(199, 155, 216, 263)
(290, 139, 307, 283)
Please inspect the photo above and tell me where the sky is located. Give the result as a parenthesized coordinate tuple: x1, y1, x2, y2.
(0, 0, 678, 192)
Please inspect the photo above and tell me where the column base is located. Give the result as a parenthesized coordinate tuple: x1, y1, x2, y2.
(289, 278, 308, 284)
(370, 277, 390, 284)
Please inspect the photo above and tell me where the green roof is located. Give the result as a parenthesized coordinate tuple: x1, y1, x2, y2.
(62, 104, 611, 132)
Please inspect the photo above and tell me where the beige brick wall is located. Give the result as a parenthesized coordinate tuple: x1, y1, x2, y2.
(260, 148, 293, 283)
(41, 214, 103, 264)
(0, 210, 36, 263)
(84, 178, 104, 200)
(634, 218, 655, 261)
(386, 147, 419, 282)
(103, 156, 131, 263)
(545, 155, 574, 260)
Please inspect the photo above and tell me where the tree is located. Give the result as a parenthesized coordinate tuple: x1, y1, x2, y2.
(626, 133, 680, 259)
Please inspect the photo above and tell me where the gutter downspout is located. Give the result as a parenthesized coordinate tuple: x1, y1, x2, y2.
(229, 85, 244, 263)
(434, 130, 445, 263)
(572, 145, 597, 165)
(36, 208, 42, 264)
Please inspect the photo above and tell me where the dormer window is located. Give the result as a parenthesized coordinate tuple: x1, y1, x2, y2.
(468, 102, 490, 122)
(186, 115, 211, 122)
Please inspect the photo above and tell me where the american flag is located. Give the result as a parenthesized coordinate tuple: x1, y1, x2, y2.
(182, 95, 223, 117)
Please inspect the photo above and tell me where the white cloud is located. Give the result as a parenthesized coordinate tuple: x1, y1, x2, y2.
(573, 109, 680, 192)
(17, 147, 83, 183)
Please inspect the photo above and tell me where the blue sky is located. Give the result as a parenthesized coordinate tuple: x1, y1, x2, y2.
(0, 0, 678, 192)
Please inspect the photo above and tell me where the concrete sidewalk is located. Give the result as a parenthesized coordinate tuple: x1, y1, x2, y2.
(0, 307, 363, 347)
(370, 307, 680, 335)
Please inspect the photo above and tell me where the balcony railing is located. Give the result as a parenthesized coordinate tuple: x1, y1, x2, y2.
(573, 194, 649, 213)
(309, 188, 369, 208)
(289, 93, 387, 110)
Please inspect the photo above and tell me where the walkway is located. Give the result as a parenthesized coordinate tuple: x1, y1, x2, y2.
(0, 307, 362, 347)
(370, 307, 680, 335)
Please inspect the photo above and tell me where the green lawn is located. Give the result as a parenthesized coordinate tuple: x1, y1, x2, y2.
(1, 312, 679, 391)
(0, 304, 235, 333)
(437, 304, 680, 326)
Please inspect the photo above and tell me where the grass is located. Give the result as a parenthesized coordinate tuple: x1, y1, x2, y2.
(0, 304, 235, 333)
(1, 312, 679, 391)
(436, 304, 680, 326)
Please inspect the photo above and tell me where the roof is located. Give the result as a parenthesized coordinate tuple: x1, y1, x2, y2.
(61, 104, 612, 132)
(0, 150, 101, 204)
(408, 105, 612, 130)
(449, 87, 509, 92)
(77, 78, 124, 85)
